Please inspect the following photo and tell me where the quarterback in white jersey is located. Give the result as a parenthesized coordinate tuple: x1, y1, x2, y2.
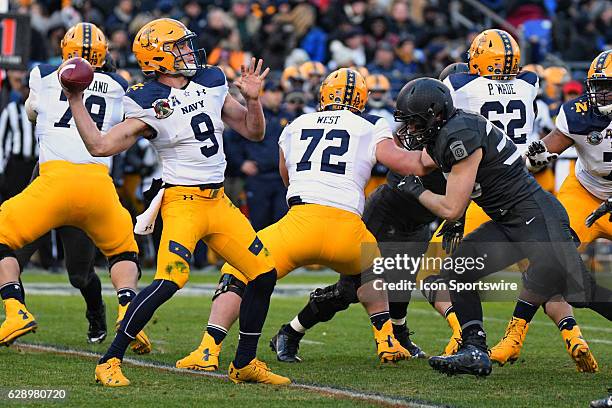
(65, 18, 291, 387)
(177, 68, 434, 370)
(0, 23, 146, 353)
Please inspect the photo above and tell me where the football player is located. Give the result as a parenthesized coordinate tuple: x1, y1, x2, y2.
(393, 77, 612, 376)
(491, 50, 612, 372)
(0, 23, 150, 353)
(175, 68, 436, 371)
(426, 31, 589, 362)
(65, 18, 286, 386)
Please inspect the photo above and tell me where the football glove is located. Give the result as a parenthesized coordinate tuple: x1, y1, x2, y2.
(436, 216, 465, 255)
(585, 198, 612, 227)
(396, 176, 427, 200)
(524, 140, 558, 172)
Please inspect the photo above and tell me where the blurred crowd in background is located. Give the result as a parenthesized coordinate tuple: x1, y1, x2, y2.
(0, 0, 611, 269)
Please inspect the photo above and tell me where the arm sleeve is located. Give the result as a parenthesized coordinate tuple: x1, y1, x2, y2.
(370, 117, 393, 164)
(28, 66, 42, 113)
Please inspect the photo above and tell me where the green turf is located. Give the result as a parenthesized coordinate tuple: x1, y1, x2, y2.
(0, 276, 610, 407)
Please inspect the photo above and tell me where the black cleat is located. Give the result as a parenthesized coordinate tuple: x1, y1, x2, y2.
(86, 301, 107, 344)
(429, 344, 492, 377)
(270, 324, 303, 363)
(590, 389, 612, 408)
(393, 324, 427, 359)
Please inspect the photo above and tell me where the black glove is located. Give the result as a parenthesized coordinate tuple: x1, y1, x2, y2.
(524, 140, 558, 172)
(436, 216, 465, 255)
(396, 176, 426, 200)
(585, 198, 612, 227)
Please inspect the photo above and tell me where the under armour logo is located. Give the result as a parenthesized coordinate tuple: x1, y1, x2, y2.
(118, 292, 131, 298)
(386, 335, 394, 348)
(144, 225, 153, 231)
(183, 195, 194, 200)
(18, 309, 28, 320)
(202, 348, 210, 361)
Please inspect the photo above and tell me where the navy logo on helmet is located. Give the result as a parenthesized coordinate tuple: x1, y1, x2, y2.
(586, 130, 603, 146)
(152, 98, 173, 119)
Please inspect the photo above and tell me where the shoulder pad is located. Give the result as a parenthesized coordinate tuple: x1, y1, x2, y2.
(562, 95, 611, 134)
(516, 71, 538, 86)
(125, 81, 172, 109)
(359, 113, 382, 125)
(36, 64, 60, 79)
(447, 73, 479, 91)
(98, 71, 129, 91)
(191, 66, 226, 88)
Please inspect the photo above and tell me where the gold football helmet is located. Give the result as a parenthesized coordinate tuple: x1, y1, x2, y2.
(133, 18, 205, 77)
(586, 50, 612, 115)
(365, 74, 390, 92)
(468, 29, 520, 79)
(61, 23, 107, 68)
(281, 65, 304, 91)
(319, 68, 367, 113)
(299, 61, 327, 79)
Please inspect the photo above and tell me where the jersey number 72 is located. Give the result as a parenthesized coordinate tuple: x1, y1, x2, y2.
(296, 129, 349, 175)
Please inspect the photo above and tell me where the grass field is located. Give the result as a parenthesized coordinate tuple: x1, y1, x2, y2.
(1, 270, 610, 407)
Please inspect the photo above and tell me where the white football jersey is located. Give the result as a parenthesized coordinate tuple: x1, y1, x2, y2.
(279, 110, 392, 215)
(556, 95, 612, 200)
(443, 71, 538, 154)
(29, 64, 127, 167)
(124, 66, 228, 185)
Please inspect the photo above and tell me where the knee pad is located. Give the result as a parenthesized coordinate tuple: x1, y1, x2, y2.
(308, 279, 359, 322)
(213, 273, 247, 301)
(0, 243, 16, 261)
(108, 251, 141, 278)
(420, 274, 446, 305)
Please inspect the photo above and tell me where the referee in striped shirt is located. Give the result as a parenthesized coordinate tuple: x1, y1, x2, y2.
(0, 70, 37, 201)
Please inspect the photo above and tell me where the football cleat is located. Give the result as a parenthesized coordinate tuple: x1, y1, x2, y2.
(0, 299, 38, 346)
(176, 332, 221, 371)
(393, 323, 427, 358)
(86, 301, 107, 344)
(590, 389, 612, 408)
(562, 326, 598, 373)
(489, 317, 529, 366)
(270, 324, 302, 363)
(228, 358, 291, 385)
(443, 312, 462, 356)
(116, 303, 152, 354)
(429, 344, 492, 377)
(373, 320, 411, 363)
(95, 357, 130, 387)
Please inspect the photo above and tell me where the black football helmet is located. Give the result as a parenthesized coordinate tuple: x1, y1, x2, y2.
(439, 62, 469, 81)
(394, 77, 455, 150)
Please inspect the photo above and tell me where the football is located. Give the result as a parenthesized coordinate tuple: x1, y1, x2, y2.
(58, 57, 94, 93)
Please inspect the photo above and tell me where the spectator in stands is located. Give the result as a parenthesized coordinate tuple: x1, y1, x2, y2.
(235, 80, 292, 230)
(366, 41, 407, 97)
(105, 0, 134, 33)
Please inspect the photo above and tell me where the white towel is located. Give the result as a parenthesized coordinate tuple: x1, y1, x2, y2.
(134, 188, 165, 235)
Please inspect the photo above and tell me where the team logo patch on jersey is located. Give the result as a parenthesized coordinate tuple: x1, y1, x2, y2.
(587, 130, 603, 145)
(450, 140, 468, 161)
(152, 98, 174, 119)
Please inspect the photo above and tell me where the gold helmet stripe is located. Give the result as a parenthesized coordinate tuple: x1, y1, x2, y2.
(82, 23, 92, 61)
(496, 30, 514, 76)
(594, 50, 611, 73)
(343, 69, 356, 106)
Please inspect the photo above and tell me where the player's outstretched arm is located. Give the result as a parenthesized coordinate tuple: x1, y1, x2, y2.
(418, 149, 482, 221)
(540, 128, 574, 154)
(223, 58, 270, 141)
(64, 90, 148, 157)
(375, 139, 435, 176)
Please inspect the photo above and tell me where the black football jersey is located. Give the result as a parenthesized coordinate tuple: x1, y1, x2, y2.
(426, 109, 540, 217)
(385, 169, 447, 225)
